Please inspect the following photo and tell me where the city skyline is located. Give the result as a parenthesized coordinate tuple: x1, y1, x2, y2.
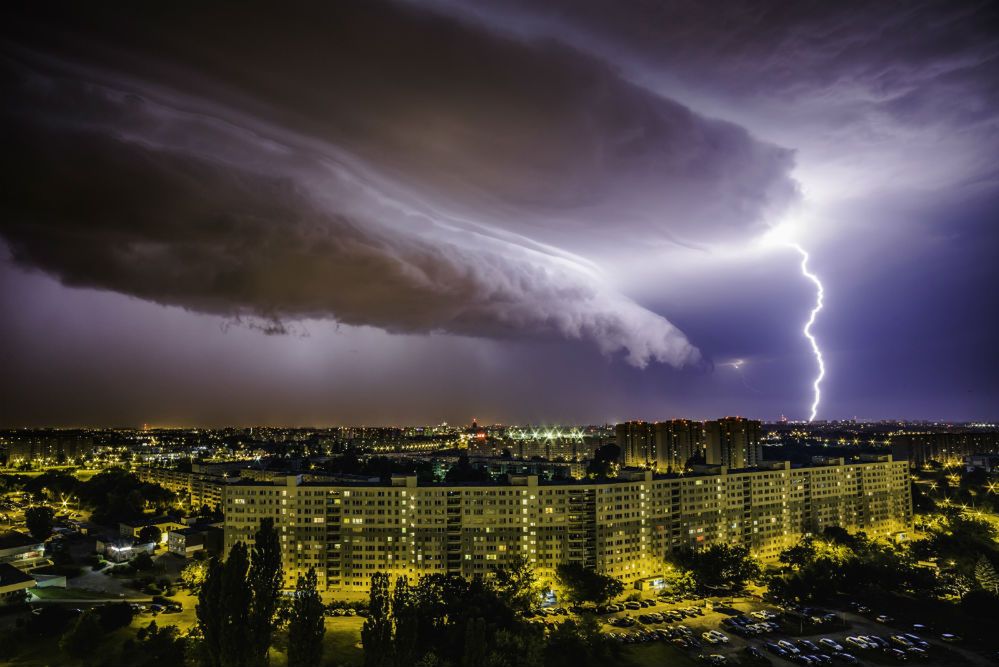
(3, 1, 999, 427)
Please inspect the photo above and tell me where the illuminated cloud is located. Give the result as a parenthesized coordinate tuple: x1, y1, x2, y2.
(0, 3, 801, 368)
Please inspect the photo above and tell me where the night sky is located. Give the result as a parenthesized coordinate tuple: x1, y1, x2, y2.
(2, 1, 998, 427)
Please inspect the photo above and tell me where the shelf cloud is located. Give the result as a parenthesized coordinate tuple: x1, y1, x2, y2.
(1, 2, 800, 368)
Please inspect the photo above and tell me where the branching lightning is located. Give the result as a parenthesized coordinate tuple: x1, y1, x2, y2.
(790, 243, 825, 421)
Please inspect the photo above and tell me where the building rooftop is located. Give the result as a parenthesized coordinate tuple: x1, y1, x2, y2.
(226, 455, 898, 489)
(0, 530, 42, 551)
(0, 562, 35, 587)
(119, 515, 182, 529)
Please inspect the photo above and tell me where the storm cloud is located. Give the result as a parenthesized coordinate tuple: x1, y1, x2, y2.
(1, 1, 799, 367)
(3, 0, 996, 426)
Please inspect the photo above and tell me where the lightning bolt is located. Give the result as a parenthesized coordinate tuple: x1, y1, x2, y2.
(790, 243, 825, 421)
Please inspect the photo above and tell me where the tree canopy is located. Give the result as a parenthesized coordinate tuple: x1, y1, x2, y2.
(555, 563, 624, 605)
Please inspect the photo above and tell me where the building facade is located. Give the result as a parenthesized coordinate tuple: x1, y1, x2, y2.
(1, 432, 95, 465)
(223, 455, 912, 593)
(705, 417, 763, 469)
(891, 431, 999, 468)
(137, 462, 245, 510)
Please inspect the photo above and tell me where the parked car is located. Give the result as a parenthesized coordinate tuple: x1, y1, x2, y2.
(764, 642, 788, 657)
(819, 639, 844, 652)
(777, 640, 800, 655)
(876, 614, 894, 623)
(743, 645, 771, 665)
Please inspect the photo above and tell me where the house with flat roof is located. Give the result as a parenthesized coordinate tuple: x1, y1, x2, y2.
(0, 530, 46, 571)
(118, 516, 185, 543)
(0, 562, 35, 606)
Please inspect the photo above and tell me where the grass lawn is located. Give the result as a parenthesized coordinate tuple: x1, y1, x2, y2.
(0, 626, 135, 667)
(620, 642, 701, 667)
(261, 615, 364, 667)
(322, 617, 365, 666)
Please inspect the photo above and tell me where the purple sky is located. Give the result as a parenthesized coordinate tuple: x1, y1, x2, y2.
(2, 1, 997, 426)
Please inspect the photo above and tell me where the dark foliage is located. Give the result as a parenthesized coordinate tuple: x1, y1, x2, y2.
(555, 563, 624, 604)
(287, 568, 325, 667)
(25, 505, 54, 541)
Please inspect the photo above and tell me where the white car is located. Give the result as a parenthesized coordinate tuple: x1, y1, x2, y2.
(844, 636, 872, 650)
(818, 638, 843, 652)
(777, 640, 800, 655)
(702, 631, 721, 644)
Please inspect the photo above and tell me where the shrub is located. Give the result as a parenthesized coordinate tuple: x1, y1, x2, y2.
(96, 602, 135, 632)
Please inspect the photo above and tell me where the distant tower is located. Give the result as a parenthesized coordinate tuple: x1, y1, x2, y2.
(705, 417, 763, 469)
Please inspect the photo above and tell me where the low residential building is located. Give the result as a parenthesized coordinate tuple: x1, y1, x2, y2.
(97, 537, 154, 563)
(0, 531, 46, 571)
(965, 453, 999, 473)
(224, 456, 913, 593)
(0, 563, 35, 606)
(167, 525, 223, 557)
(119, 516, 186, 543)
(136, 463, 246, 510)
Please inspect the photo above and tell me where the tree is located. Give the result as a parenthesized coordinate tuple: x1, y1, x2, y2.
(197, 558, 224, 667)
(482, 627, 544, 667)
(674, 544, 760, 594)
(248, 519, 283, 667)
(544, 617, 615, 667)
(585, 445, 620, 479)
(197, 545, 253, 667)
(25, 505, 54, 541)
(392, 577, 419, 667)
(491, 554, 543, 614)
(444, 456, 491, 484)
(287, 567, 325, 667)
(661, 564, 697, 596)
(131, 551, 155, 572)
(362, 573, 394, 667)
(61, 609, 104, 658)
(219, 543, 252, 667)
(123, 621, 186, 667)
(555, 563, 624, 605)
(182, 559, 210, 593)
(461, 617, 489, 667)
(138, 525, 162, 545)
(975, 554, 999, 594)
(96, 601, 135, 632)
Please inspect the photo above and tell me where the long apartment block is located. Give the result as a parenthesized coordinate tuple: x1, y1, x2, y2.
(223, 455, 912, 593)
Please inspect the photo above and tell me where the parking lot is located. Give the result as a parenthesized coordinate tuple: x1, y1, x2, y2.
(542, 594, 994, 667)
